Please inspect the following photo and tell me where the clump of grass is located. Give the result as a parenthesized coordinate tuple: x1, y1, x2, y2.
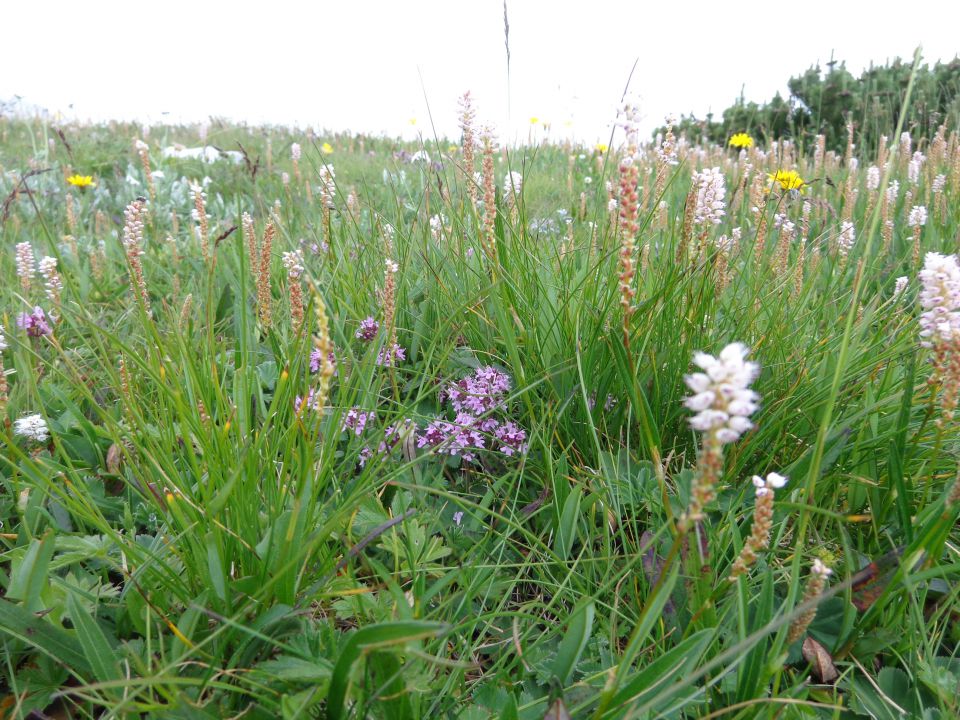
(0, 51, 959, 719)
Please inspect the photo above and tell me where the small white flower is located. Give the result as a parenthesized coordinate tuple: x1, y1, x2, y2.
(14, 414, 49, 443)
(811, 558, 832, 578)
(503, 171, 523, 197)
(291, 142, 301, 162)
(918, 252, 960, 347)
(894, 276, 908, 296)
(837, 222, 856, 257)
(751, 472, 786, 497)
(0, 324, 8, 351)
(692, 167, 726, 226)
(866, 165, 881, 191)
(908, 205, 927, 228)
(684, 342, 760, 444)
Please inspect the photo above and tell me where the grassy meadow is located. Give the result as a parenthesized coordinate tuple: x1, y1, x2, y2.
(1, 84, 960, 719)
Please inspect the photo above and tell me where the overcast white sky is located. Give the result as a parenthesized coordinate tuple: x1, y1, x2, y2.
(4, 1, 957, 144)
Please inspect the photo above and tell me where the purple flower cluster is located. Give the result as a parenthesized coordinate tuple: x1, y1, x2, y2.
(17, 307, 52, 337)
(376, 343, 406, 366)
(443, 366, 511, 414)
(341, 407, 375, 436)
(295, 388, 322, 415)
(309, 348, 338, 374)
(358, 418, 417, 467)
(355, 316, 379, 341)
(417, 366, 527, 463)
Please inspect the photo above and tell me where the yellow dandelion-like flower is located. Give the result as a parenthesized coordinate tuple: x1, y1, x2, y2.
(408, 117, 417, 126)
(767, 169, 806, 194)
(595, 143, 608, 154)
(529, 116, 539, 125)
(447, 144, 459, 154)
(67, 174, 96, 188)
(321, 142, 333, 155)
(729, 133, 754, 149)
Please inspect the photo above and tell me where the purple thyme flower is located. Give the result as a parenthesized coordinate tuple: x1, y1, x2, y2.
(444, 366, 511, 415)
(16, 307, 52, 337)
(376, 343, 406, 366)
(355, 316, 379, 341)
(310, 348, 338, 374)
(341, 407, 375, 436)
(494, 421, 528, 456)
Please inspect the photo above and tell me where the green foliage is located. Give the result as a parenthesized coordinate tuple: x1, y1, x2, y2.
(662, 55, 960, 153)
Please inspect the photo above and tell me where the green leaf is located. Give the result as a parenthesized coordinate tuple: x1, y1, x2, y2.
(554, 486, 581, 560)
(606, 629, 713, 715)
(0, 597, 92, 677)
(326, 621, 447, 720)
(550, 601, 594, 685)
(65, 586, 120, 683)
(8, 531, 55, 612)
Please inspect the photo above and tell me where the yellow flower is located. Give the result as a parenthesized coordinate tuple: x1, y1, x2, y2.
(767, 169, 806, 194)
(67, 174, 96, 188)
(529, 116, 539, 125)
(595, 143, 608, 154)
(321, 142, 333, 155)
(729, 133, 754, 150)
(408, 117, 417, 125)
(447, 144, 459, 154)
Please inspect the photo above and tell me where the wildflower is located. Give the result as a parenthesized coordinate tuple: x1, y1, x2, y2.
(376, 343, 406, 366)
(529, 116, 539, 125)
(321, 142, 333, 154)
(459, 92, 478, 206)
(15, 242, 35, 291)
(282, 250, 305, 279)
(444, 366, 511, 415)
(767, 169, 806, 194)
(788, 558, 833, 642)
(341, 407, 375, 437)
(595, 143, 608, 154)
(885, 181, 900, 205)
(122, 198, 151, 312)
(494, 421, 527, 456)
(919, 253, 960, 423)
(932, 174, 946, 194)
(729, 472, 787, 580)
(290, 143, 301, 162)
(66, 174, 96, 188)
(684, 343, 760, 443)
(728, 133, 754, 150)
(452, 510, 464, 526)
(692, 167, 726, 226)
(0, 324, 8, 351)
(682, 342, 760, 527)
(907, 151, 925, 185)
(837, 222, 856, 258)
(866, 165, 881, 191)
(14, 414, 49, 443)
(309, 348, 337, 374)
(317, 165, 336, 208)
(919, 253, 960, 347)
(894, 276, 908, 297)
(908, 205, 927, 227)
(38, 256, 63, 303)
(17, 307, 53, 337)
(355, 316, 379, 341)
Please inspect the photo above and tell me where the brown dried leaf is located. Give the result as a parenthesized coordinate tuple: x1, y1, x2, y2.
(106, 443, 123, 475)
(543, 698, 571, 720)
(802, 636, 839, 684)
